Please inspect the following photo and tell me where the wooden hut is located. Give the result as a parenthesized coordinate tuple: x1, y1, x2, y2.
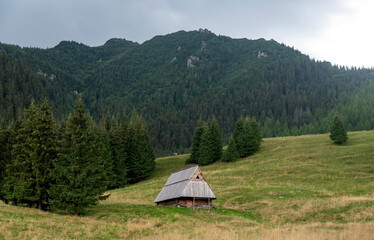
(154, 165, 216, 209)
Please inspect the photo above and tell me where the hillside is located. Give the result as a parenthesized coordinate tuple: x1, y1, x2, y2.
(2, 30, 374, 155)
(1, 131, 373, 239)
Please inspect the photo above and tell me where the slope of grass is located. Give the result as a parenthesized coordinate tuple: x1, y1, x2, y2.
(1, 131, 373, 239)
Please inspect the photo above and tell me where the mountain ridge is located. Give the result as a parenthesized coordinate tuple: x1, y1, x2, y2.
(1, 29, 374, 155)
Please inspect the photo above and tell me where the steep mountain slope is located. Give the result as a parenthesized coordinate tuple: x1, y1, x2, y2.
(83, 30, 374, 154)
(1, 30, 374, 155)
(0, 38, 138, 120)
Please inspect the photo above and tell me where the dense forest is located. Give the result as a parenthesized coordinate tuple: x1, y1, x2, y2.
(1, 29, 374, 155)
(0, 99, 155, 214)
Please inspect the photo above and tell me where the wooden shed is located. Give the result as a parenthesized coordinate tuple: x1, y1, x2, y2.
(154, 165, 216, 209)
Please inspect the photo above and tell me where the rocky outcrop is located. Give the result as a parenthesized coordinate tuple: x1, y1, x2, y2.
(201, 41, 207, 51)
(257, 51, 267, 58)
(187, 56, 199, 68)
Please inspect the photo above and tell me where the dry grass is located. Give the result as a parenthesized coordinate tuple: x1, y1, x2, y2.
(0, 202, 130, 239)
(255, 222, 374, 240)
(132, 222, 374, 240)
(1, 131, 374, 239)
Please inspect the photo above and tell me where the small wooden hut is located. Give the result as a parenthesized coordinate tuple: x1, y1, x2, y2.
(154, 165, 216, 209)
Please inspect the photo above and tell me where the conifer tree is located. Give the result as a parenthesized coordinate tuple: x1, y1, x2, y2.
(110, 116, 128, 188)
(245, 120, 262, 155)
(97, 120, 116, 189)
(210, 118, 223, 162)
(0, 126, 13, 203)
(0, 128, 5, 201)
(125, 110, 155, 183)
(8, 102, 40, 207)
(186, 120, 204, 164)
(197, 118, 222, 165)
(252, 120, 262, 148)
(32, 100, 57, 209)
(330, 116, 348, 144)
(1, 101, 57, 209)
(222, 135, 239, 162)
(1, 121, 21, 205)
(233, 117, 246, 157)
(49, 98, 109, 215)
(197, 126, 211, 165)
(233, 117, 262, 158)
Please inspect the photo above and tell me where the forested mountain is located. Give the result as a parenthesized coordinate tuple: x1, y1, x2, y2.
(1, 29, 374, 155)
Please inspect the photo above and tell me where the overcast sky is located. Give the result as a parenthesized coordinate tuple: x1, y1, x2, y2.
(0, 0, 373, 67)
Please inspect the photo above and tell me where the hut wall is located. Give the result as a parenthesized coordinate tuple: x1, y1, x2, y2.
(157, 198, 213, 209)
(177, 198, 212, 208)
(157, 199, 178, 206)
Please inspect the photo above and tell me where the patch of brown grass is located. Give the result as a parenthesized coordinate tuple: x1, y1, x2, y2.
(255, 222, 374, 240)
(137, 222, 374, 240)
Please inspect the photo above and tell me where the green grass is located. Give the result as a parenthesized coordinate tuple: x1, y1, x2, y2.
(1, 131, 374, 239)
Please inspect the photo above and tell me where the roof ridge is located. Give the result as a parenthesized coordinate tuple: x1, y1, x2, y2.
(171, 165, 198, 175)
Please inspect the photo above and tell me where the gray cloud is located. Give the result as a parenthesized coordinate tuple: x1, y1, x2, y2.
(0, 0, 347, 48)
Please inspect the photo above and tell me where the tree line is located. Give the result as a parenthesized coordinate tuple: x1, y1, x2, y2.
(0, 98, 155, 215)
(186, 117, 262, 165)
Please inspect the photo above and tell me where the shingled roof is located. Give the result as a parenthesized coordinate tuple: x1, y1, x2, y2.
(154, 165, 216, 203)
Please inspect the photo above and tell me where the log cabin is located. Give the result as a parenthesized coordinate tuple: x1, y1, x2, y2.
(154, 165, 216, 209)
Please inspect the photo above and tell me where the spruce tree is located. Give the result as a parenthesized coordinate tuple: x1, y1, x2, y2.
(233, 117, 246, 157)
(245, 119, 262, 155)
(32, 100, 57, 209)
(233, 117, 262, 158)
(1, 121, 21, 205)
(110, 116, 128, 188)
(186, 120, 204, 164)
(8, 102, 40, 207)
(252, 120, 262, 149)
(97, 120, 116, 189)
(1, 101, 56, 209)
(197, 118, 222, 165)
(0, 126, 13, 202)
(49, 98, 109, 215)
(197, 126, 211, 165)
(125, 110, 155, 183)
(0, 128, 5, 201)
(330, 116, 348, 144)
(209, 118, 223, 162)
(222, 135, 239, 162)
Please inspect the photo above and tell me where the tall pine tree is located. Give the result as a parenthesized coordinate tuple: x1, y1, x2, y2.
(210, 118, 223, 162)
(233, 117, 262, 158)
(97, 119, 116, 189)
(196, 118, 222, 165)
(7, 103, 40, 207)
(1, 121, 22, 205)
(0, 126, 13, 203)
(1, 101, 57, 209)
(186, 120, 204, 164)
(110, 116, 128, 188)
(125, 110, 155, 183)
(233, 117, 246, 157)
(32, 100, 57, 209)
(49, 98, 109, 215)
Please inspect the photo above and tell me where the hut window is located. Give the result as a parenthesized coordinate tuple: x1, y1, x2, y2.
(196, 176, 200, 179)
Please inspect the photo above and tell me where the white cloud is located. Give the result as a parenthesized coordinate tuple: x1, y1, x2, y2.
(295, 0, 374, 67)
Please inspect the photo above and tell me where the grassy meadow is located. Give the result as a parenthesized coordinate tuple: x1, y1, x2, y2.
(1, 131, 373, 239)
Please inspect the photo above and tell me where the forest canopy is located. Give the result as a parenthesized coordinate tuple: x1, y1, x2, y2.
(1, 30, 374, 155)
